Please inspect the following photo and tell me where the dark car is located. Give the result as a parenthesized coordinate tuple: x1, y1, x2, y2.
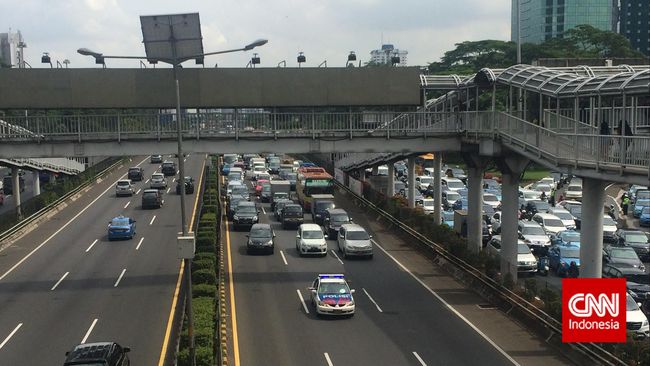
(233, 201, 259, 231)
(274, 199, 293, 220)
(150, 154, 163, 163)
(603, 245, 646, 272)
(616, 229, 650, 261)
(323, 208, 351, 239)
(227, 195, 247, 220)
(285, 172, 297, 190)
(602, 263, 650, 313)
(161, 161, 177, 176)
(312, 200, 335, 225)
(247, 223, 275, 254)
(127, 167, 144, 181)
(63, 342, 130, 366)
(176, 176, 195, 195)
(260, 183, 272, 203)
(281, 204, 304, 229)
(141, 189, 163, 209)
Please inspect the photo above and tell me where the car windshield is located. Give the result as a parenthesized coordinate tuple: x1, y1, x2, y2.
(274, 192, 289, 198)
(420, 177, 433, 185)
(524, 192, 539, 199)
(484, 195, 498, 202)
(626, 294, 640, 311)
(560, 248, 580, 258)
(423, 201, 434, 207)
(262, 186, 271, 193)
(302, 230, 323, 239)
(642, 207, 650, 215)
(569, 207, 582, 216)
(237, 206, 257, 214)
(611, 248, 639, 259)
(626, 274, 650, 285)
(536, 185, 551, 192)
(533, 202, 550, 211)
(232, 186, 248, 195)
(447, 181, 465, 189)
(129, 168, 140, 173)
(517, 243, 531, 254)
(523, 227, 546, 236)
(284, 206, 302, 213)
(250, 228, 271, 239)
(331, 214, 349, 223)
(143, 192, 157, 198)
(319, 283, 348, 294)
(228, 174, 241, 181)
(162, 163, 174, 168)
(625, 233, 648, 243)
(316, 202, 335, 211)
(443, 211, 454, 220)
(567, 185, 582, 192)
(603, 217, 616, 226)
(544, 219, 564, 227)
(636, 190, 650, 200)
(117, 181, 130, 187)
(112, 218, 129, 226)
(446, 192, 460, 201)
(452, 169, 465, 176)
(152, 174, 164, 180)
(560, 232, 581, 242)
(553, 211, 573, 220)
(347, 230, 370, 240)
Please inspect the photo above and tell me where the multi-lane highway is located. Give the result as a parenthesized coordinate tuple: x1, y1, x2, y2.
(0, 154, 205, 365)
(226, 177, 570, 366)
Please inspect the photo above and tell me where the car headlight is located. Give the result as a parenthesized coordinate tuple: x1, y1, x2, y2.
(266, 240, 273, 246)
(253, 216, 258, 221)
(315, 214, 321, 218)
(643, 320, 648, 327)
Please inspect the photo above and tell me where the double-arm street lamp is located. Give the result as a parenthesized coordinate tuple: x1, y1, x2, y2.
(78, 13, 267, 366)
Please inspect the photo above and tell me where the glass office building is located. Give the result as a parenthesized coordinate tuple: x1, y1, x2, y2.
(512, 0, 617, 44)
(620, 0, 650, 56)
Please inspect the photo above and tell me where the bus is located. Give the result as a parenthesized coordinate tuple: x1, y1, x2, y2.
(296, 167, 334, 210)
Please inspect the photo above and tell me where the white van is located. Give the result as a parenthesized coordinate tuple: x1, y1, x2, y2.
(626, 292, 650, 339)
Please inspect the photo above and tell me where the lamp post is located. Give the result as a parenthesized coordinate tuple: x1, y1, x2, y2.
(346, 51, 356, 67)
(78, 15, 266, 365)
(297, 52, 306, 68)
(41, 52, 52, 68)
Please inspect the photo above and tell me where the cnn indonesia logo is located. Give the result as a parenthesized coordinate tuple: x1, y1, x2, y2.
(562, 278, 626, 343)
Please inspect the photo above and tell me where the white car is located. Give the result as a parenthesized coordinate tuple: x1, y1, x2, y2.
(531, 213, 566, 235)
(309, 274, 355, 316)
(485, 235, 537, 274)
(441, 177, 465, 192)
(626, 292, 650, 339)
(519, 189, 541, 207)
(421, 198, 436, 214)
(226, 181, 243, 197)
(415, 176, 434, 192)
(564, 184, 583, 200)
(115, 179, 134, 197)
(296, 224, 327, 256)
(337, 224, 373, 258)
(149, 173, 167, 189)
(483, 193, 500, 209)
(518, 221, 551, 249)
(547, 207, 576, 230)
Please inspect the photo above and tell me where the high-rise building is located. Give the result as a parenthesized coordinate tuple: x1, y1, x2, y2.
(619, 0, 650, 56)
(0, 30, 26, 68)
(511, 0, 618, 44)
(370, 44, 408, 66)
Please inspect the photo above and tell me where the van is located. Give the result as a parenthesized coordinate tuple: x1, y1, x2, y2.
(311, 194, 335, 225)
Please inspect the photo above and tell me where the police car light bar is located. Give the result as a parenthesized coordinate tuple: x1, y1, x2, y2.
(318, 274, 345, 279)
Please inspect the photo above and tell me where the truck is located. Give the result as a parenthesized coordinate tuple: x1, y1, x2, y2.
(270, 180, 291, 210)
(311, 194, 335, 225)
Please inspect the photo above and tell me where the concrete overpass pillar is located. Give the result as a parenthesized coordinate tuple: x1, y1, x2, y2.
(433, 154, 442, 224)
(33, 171, 40, 196)
(463, 154, 489, 254)
(11, 167, 22, 219)
(496, 156, 529, 284)
(407, 156, 416, 208)
(372, 165, 379, 176)
(50, 172, 57, 183)
(387, 164, 395, 197)
(580, 178, 607, 278)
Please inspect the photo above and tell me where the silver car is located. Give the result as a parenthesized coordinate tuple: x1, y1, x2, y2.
(149, 173, 167, 189)
(115, 179, 134, 197)
(337, 224, 373, 258)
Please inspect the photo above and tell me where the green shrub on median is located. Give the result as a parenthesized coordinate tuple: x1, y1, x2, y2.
(192, 259, 216, 274)
(193, 283, 217, 298)
(193, 269, 216, 285)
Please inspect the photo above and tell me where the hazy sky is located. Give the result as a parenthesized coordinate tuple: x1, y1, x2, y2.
(1, 0, 511, 68)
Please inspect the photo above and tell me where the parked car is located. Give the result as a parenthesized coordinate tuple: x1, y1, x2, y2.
(323, 208, 351, 239)
(296, 223, 327, 257)
(63, 342, 130, 366)
(149, 173, 167, 189)
(246, 223, 275, 254)
(141, 189, 163, 209)
(603, 245, 645, 272)
(485, 235, 537, 274)
(115, 179, 135, 197)
(127, 167, 144, 181)
(161, 161, 177, 176)
(548, 244, 581, 277)
(107, 216, 136, 240)
(337, 224, 373, 258)
(176, 176, 195, 195)
(615, 229, 650, 261)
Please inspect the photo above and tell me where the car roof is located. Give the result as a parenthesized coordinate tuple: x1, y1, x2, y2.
(442, 177, 463, 182)
(519, 220, 542, 227)
(548, 207, 569, 213)
(534, 213, 561, 219)
(65, 342, 117, 362)
(117, 179, 132, 183)
(326, 208, 347, 215)
(128, 166, 141, 170)
(300, 223, 322, 231)
(340, 223, 366, 232)
(489, 235, 525, 244)
(237, 201, 256, 207)
(162, 160, 174, 164)
(143, 189, 159, 193)
(250, 223, 271, 230)
(152, 172, 164, 176)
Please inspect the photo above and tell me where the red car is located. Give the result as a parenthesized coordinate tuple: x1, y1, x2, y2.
(255, 180, 269, 196)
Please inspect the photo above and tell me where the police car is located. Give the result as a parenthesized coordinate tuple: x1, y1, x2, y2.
(308, 274, 355, 316)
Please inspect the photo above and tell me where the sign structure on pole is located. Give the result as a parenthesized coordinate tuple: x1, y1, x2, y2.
(177, 233, 196, 259)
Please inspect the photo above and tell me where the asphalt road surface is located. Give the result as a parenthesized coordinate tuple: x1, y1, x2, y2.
(0, 154, 204, 365)
(226, 178, 534, 366)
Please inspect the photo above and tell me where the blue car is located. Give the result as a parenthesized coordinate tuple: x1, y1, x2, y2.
(222, 163, 231, 176)
(640, 207, 650, 227)
(550, 230, 581, 247)
(548, 244, 581, 277)
(633, 198, 650, 218)
(108, 215, 136, 240)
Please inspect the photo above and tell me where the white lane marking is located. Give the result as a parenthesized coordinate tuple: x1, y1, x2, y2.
(330, 250, 344, 265)
(123, 201, 131, 209)
(413, 352, 427, 366)
(261, 206, 266, 215)
(324, 352, 334, 366)
(296, 289, 310, 314)
(166, 187, 171, 194)
(184, 158, 187, 162)
(135, 189, 141, 195)
(145, 179, 150, 184)
(172, 178, 176, 183)
(280, 250, 288, 265)
(176, 170, 179, 175)
(136, 237, 144, 250)
(0, 157, 149, 282)
(0, 323, 23, 350)
(362, 288, 383, 313)
(85, 239, 98, 253)
(114, 269, 126, 287)
(81, 319, 98, 344)
(370, 240, 521, 366)
(149, 215, 156, 225)
(51, 272, 69, 291)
